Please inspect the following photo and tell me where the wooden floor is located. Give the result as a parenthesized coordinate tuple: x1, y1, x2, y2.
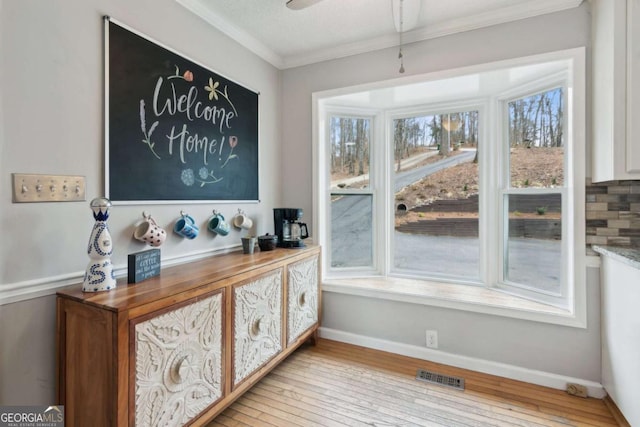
(208, 339, 619, 427)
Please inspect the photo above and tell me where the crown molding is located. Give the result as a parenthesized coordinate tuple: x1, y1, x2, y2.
(405, 0, 585, 44)
(177, 0, 584, 70)
(176, 0, 285, 69)
(282, 33, 401, 69)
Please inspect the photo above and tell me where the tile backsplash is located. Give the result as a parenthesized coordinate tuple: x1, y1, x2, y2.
(586, 178, 640, 251)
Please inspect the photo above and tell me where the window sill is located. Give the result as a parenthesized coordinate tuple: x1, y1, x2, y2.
(322, 276, 585, 328)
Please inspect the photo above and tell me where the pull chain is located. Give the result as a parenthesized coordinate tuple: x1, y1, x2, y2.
(398, 0, 405, 73)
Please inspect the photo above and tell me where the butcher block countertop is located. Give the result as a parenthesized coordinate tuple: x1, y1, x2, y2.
(57, 245, 320, 312)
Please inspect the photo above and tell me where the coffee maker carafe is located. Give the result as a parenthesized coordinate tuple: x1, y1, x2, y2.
(274, 208, 309, 248)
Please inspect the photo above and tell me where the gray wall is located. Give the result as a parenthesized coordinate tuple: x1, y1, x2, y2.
(0, 296, 56, 403)
(0, 0, 281, 404)
(322, 269, 601, 381)
(282, 3, 602, 382)
(0, 0, 601, 406)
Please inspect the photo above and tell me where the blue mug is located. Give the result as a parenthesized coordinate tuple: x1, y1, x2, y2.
(208, 212, 230, 236)
(174, 214, 199, 239)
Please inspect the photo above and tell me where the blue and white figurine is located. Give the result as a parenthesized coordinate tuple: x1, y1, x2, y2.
(82, 197, 117, 292)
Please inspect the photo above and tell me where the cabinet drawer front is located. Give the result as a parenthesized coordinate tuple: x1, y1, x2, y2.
(233, 269, 283, 387)
(134, 291, 224, 427)
(287, 255, 319, 345)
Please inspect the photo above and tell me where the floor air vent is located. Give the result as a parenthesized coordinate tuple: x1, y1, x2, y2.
(416, 369, 465, 390)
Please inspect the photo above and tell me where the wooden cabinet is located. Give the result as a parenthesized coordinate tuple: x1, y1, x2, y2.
(232, 270, 283, 388)
(592, 0, 640, 182)
(287, 255, 319, 346)
(133, 291, 224, 426)
(56, 246, 320, 427)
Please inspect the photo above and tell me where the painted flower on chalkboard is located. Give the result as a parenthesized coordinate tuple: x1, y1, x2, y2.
(181, 169, 195, 186)
(201, 76, 238, 115)
(168, 65, 194, 83)
(182, 167, 223, 187)
(221, 136, 239, 169)
(205, 78, 220, 101)
(195, 167, 223, 187)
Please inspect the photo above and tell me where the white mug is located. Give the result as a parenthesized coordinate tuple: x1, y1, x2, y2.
(133, 216, 167, 247)
(233, 211, 253, 230)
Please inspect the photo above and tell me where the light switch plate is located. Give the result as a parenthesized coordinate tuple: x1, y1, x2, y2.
(12, 173, 86, 203)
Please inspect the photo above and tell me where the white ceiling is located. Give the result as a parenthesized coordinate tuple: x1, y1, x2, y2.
(176, 0, 583, 69)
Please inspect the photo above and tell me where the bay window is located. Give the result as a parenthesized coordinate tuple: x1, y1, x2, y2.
(315, 48, 585, 322)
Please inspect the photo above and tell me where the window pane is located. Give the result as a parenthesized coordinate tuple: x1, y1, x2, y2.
(330, 117, 371, 190)
(505, 193, 562, 293)
(330, 194, 373, 268)
(508, 88, 564, 188)
(393, 112, 480, 280)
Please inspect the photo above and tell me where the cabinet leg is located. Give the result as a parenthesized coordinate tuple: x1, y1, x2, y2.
(309, 329, 319, 346)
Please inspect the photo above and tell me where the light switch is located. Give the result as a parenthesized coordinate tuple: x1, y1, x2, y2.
(12, 173, 86, 203)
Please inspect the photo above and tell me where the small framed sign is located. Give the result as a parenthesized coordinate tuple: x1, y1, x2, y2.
(128, 249, 161, 283)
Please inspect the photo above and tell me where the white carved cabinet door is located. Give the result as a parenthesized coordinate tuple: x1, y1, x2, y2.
(134, 291, 224, 427)
(233, 270, 283, 387)
(287, 255, 319, 345)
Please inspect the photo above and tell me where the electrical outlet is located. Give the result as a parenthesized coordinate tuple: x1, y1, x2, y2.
(426, 330, 438, 349)
(566, 383, 588, 398)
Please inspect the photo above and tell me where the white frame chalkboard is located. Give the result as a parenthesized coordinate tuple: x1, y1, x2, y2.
(104, 17, 260, 204)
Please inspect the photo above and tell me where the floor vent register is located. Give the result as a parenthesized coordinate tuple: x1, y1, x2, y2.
(416, 369, 465, 391)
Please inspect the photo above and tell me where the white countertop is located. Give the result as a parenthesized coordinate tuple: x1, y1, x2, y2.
(592, 245, 640, 270)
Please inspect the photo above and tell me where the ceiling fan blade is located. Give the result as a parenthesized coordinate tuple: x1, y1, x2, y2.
(286, 0, 324, 10)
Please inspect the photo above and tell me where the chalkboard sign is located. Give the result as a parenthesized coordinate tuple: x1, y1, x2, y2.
(104, 17, 259, 203)
(128, 249, 161, 283)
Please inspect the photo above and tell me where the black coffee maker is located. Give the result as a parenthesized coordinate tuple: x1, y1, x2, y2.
(274, 208, 309, 248)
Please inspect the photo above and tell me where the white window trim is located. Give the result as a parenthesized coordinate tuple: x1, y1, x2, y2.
(494, 80, 570, 307)
(322, 107, 383, 278)
(312, 47, 586, 328)
(385, 100, 488, 285)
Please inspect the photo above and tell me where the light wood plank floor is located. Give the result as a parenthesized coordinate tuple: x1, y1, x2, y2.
(208, 339, 619, 427)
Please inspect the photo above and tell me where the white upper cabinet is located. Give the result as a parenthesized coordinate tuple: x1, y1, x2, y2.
(592, 0, 640, 182)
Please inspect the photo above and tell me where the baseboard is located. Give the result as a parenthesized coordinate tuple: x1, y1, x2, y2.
(604, 395, 632, 427)
(319, 326, 606, 399)
(0, 244, 241, 306)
